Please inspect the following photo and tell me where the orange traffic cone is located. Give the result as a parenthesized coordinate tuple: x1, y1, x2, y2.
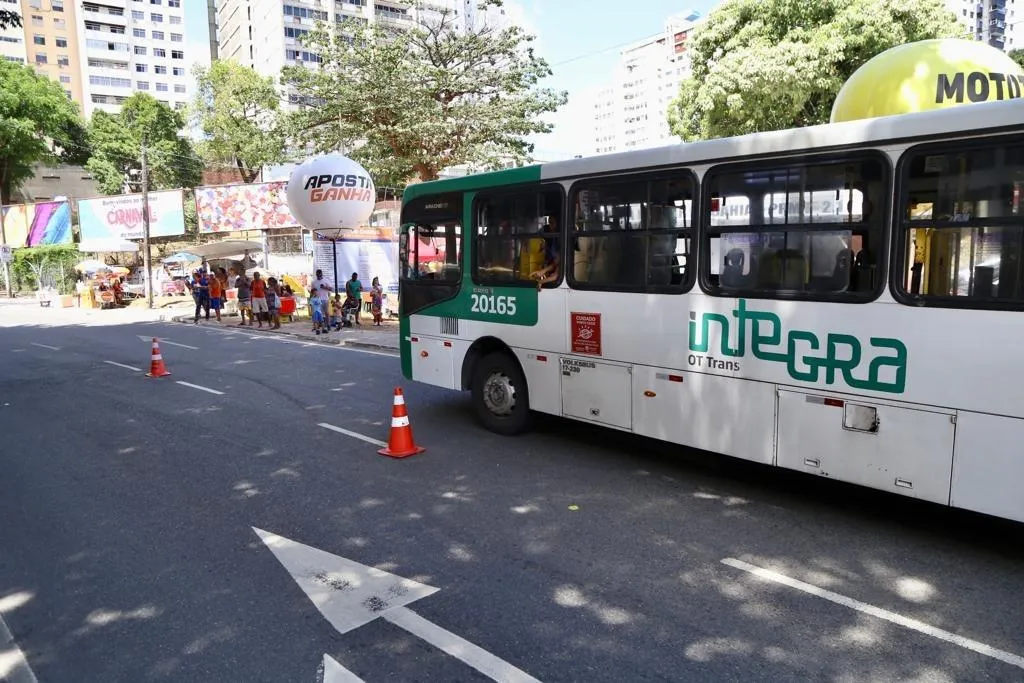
(378, 387, 425, 458)
(145, 337, 171, 377)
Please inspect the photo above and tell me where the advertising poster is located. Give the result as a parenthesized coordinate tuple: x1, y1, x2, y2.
(195, 181, 299, 233)
(313, 228, 398, 295)
(77, 189, 185, 241)
(0, 201, 72, 247)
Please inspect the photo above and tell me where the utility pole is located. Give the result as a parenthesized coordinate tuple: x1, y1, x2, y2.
(0, 205, 11, 298)
(141, 143, 154, 309)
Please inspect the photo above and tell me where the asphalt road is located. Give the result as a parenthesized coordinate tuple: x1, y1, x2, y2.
(1, 311, 1023, 682)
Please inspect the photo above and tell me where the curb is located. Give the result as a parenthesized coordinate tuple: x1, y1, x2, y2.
(168, 315, 399, 353)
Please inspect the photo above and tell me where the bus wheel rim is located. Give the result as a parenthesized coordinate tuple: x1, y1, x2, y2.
(483, 372, 516, 416)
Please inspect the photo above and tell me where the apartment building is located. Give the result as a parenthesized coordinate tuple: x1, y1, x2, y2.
(19, 0, 84, 105)
(591, 10, 703, 155)
(0, 0, 27, 64)
(218, 0, 509, 108)
(945, 0, 1024, 50)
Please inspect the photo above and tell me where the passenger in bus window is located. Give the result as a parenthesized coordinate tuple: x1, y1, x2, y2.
(530, 216, 560, 290)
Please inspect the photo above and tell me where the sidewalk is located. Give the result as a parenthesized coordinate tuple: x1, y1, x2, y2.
(170, 311, 400, 352)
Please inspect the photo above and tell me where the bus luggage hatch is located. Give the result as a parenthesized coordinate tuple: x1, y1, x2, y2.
(560, 357, 631, 430)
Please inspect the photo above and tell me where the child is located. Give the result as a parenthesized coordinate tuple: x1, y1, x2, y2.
(310, 288, 327, 335)
(341, 293, 359, 327)
(266, 276, 281, 330)
(331, 294, 343, 330)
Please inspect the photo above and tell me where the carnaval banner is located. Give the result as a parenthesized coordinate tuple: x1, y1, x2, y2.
(77, 189, 186, 241)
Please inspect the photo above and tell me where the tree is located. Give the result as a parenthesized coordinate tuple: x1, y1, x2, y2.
(86, 93, 203, 195)
(0, 60, 87, 205)
(11, 244, 78, 293)
(190, 60, 286, 183)
(282, 0, 565, 186)
(1009, 49, 1024, 71)
(0, 9, 20, 30)
(668, 0, 965, 141)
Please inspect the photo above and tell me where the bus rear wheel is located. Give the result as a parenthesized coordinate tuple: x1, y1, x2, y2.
(471, 352, 531, 435)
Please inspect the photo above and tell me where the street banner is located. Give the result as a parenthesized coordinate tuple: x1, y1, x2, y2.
(195, 181, 299, 233)
(77, 189, 186, 241)
(0, 201, 72, 247)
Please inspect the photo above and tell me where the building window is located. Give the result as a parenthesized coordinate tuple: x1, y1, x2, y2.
(152, 30, 164, 39)
(136, 63, 147, 72)
(132, 10, 144, 19)
(34, 53, 47, 64)
(33, 35, 45, 45)
(170, 33, 182, 42)
(57, 55, 69, 66)
(174, 102, 185, 110)
(570, 174, 694, 292)
(154, 65, 166, 74)
(154, 48, 166, 57)
(52, 0, 64, 11)
(171, 50, 183, 59)
(896, 136, 1024, 308)
(53, 18, 65, 28)
(473, 188, 564, 287)
(150, 0, 160, 4)
(172, 66, 183, 76)
(133, 28, 145, 38)
(55, 37, 67, 47)
(703, 154, 886, 299)
(284, 27, 309, 39)
(151, 12, 163, 22)
(137, 80, 149, 90)
(169, 15, 181, 24)
(31, 15, 43, 26)
(168, 0, 180, 5)
(173, 83, 185, 93)
(59, 74, 71, 83)
(156, 82, 167, 91)
(89, 75, 131, 87)
(134, 45, 146, 55)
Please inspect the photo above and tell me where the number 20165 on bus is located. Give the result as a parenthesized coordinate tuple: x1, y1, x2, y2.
(470, 293, 517, 315)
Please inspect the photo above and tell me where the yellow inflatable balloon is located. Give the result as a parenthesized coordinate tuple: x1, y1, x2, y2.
(831, 38, 1024, 123)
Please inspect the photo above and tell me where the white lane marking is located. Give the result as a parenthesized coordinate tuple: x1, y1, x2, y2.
(721, 558, 1024, 671)
(0, 611, 40, 683)
(29, 343, 60, 351)
(322, 654, 365, 683)
(318, 423, 387, 448)
(194, 326, 397, 357)
(104, 360, 143, 372)
(383, 607, 542, 683)
(175, 381, 225, 396)
(137, 335, 198, 350)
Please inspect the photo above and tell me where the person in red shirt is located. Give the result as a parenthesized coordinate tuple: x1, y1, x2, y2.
(208, 271, 223, 322)
(250, 272, 268, 328)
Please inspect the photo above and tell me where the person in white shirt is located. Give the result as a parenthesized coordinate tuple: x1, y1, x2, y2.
(311, 269, 332, 309)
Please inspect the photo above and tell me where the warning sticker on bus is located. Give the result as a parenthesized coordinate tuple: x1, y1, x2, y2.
(571, 312, 602, 355)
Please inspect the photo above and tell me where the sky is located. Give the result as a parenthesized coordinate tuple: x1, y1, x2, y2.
(183, 0, 718, 160)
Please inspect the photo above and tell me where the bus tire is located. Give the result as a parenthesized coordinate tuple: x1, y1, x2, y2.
(471, 352, 532, 435)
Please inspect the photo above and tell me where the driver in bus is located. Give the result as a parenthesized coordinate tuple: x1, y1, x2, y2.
(530, 216, 560, 290)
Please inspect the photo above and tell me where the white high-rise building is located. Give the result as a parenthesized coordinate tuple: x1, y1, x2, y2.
(591, 10, 703, 155)
(79, 0, 191, 117)
(0, 0, 26, 65)
(944, 0, 1023, 51)
(218, 0, 510, 109)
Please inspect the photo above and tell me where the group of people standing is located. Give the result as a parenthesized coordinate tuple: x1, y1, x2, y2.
(186, 267, 386, 331)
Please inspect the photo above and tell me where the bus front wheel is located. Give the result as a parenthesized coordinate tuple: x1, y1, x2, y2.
(471, 352, 531, 435)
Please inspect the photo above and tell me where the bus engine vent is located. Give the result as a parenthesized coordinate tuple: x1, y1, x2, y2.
(440, 316, 459, 336)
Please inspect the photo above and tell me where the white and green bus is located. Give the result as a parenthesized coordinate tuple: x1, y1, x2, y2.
(397, 97, 1024, 524)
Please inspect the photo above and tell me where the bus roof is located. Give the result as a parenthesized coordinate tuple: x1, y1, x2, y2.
(402, 97, 1024, 202)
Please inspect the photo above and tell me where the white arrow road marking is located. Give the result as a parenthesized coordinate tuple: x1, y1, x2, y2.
(103, 360, 143, 372)
(0, 610, 39, 683)
(137, 335, 198, 350)
(721, 558, 1024, 671)
(254, 528, 542, 683)
(321, 654, 365, 683)
(318, 423, 387, 448)
(29, 343, 60, 351)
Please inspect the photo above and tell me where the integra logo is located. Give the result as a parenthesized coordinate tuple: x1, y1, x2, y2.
(303, 174, 374, 203)
(936, 72, 1023, 103)
(687, 299, 908, 394)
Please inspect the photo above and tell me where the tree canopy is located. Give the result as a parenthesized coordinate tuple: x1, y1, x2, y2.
(1009, 48, 1024, 70)
(0, 9, 19, 30)
(282, 0, 565, 186)
(190, 60, 286, 183)
(86, 93, 203, 195)
(0, 60, 87, 205)
(668, 0, 965, 141)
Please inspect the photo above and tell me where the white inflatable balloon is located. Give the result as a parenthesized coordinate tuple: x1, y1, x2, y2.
(286, 154, 375, 232)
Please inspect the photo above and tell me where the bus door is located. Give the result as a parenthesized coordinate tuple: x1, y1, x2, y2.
(399, 193, 464, 318)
